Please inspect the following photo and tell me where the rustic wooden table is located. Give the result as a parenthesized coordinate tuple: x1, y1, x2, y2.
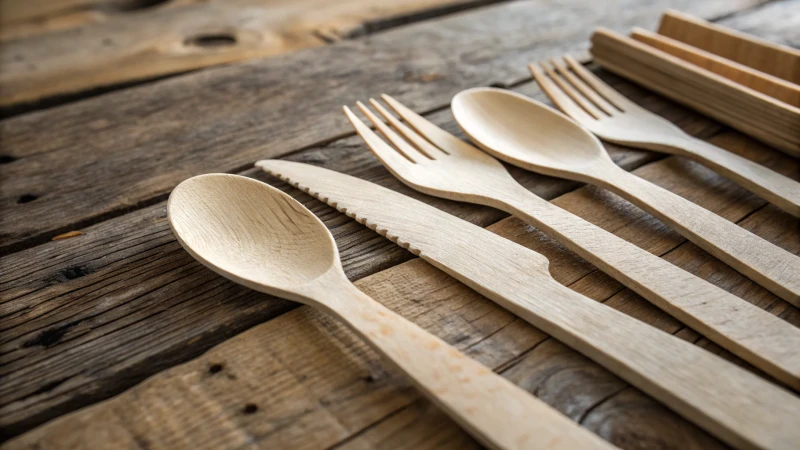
(1, 0, 798, 448)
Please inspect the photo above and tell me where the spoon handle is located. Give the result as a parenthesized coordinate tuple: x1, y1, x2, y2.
(667, 135, 800, 217)
(595, 165, 800, 306)
(320, 277, 614, 450)
(499, 187, 800, 390)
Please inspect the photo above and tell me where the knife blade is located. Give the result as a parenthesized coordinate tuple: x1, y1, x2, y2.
(256, 159, 800, 450)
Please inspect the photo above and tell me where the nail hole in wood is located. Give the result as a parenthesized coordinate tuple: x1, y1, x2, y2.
(17, 194, 38, 204)
(116, 0, 171, 12)
(242, 403, 258, 414)
(208, 363, 223, 374)
(184, 34, 237, 48)
(0, 155, 16, 164)
(63, 266, 87, 280)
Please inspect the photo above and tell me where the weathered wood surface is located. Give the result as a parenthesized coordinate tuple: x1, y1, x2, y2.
(5, 126, 799, 448)
(0, 0, 764, 254)
(0, 0, 504, 42)
(2, 0, 799, 447)
(0, 0, 505, 103)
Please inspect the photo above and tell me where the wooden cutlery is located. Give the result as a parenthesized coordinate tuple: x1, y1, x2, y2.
(258, 160, 800, 450)
(451, 87, 800, 306)
(629, 28, 799, 108)
(529, 55, 800, 217)
(167, 173, 613, 450)
(590, 27, 800, 156)
(656, 9, 799, 84)
(339, 94, 800, 390)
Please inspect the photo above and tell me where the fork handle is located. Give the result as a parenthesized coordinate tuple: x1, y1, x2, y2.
(666, 135, 800, 217)
(594, 165, 800, 306)
(501, 188, 800, 390)
(318, 275, 614, 450)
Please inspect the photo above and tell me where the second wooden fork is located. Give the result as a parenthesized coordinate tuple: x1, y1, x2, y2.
(530, 56, 800, 217)
(343, 95, 800, 390)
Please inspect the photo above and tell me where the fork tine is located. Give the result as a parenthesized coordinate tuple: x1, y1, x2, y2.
(369, 98, 443, 159)
(564, 55, 632, 111)
(529, 62, 598, 123)
(343, 106, 416, 172)
(356, 101, 428, 163)
(550, 58, 615, 116)
(381, 94, 477, 156)
(540, 61, 604, 119)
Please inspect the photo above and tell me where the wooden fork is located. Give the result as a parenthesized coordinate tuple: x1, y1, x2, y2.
(529, 56, 800, 217)
(343, 95, 800, 390)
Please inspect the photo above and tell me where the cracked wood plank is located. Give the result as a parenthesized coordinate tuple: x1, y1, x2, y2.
(0, 0, 763, 254)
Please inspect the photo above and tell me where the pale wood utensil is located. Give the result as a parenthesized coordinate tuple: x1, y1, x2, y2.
(451, 87, 800, 306)
(657, 9, 800, 84)
(167, 173, 614, 450)
(590, 28, 800, 157)
(342, 95, 800, 390)
(259, 159, 800, 450)
(629, 28, 800, 107)
(529, 56, 800, 217)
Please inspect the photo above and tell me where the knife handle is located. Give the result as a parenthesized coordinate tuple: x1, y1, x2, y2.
(501, 188, 800, 391)
(317, 274, 615, 450)
(459, 255, 800, 450)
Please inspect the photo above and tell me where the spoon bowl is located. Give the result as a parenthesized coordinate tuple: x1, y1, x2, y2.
(452, 87, 613, 181)
(168, 173, 338, 302)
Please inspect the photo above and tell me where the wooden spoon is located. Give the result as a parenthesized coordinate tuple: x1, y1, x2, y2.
(452, 87, 800, 306)
(167, 173, 614, 450)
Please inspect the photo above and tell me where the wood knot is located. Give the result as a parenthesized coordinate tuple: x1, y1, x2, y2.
(184, 34, 237, 48)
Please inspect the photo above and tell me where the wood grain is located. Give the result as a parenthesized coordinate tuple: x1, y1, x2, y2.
(0, 0, 764, 254)
(0, 0, 503, 41)
(630, 27, 800, 108)
(0, 0, 504, 103)
(657, 8, 800, 84)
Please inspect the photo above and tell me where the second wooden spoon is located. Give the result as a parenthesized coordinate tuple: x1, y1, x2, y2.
(452, 87, 800, 306)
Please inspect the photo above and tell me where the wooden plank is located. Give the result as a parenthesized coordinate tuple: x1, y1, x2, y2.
(0, 0, 763, 254)
(0, 0, 503, 41)
(5, 133, 798, 449)
(630, 27, 800, 108)
(714, 0, 800, 49)
(657, 7, 800, 83)
(0, 0, 504, 102)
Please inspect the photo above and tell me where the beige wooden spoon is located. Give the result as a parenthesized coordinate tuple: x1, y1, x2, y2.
(167, 173, 614, 450)
(452, 87, 800, 306)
